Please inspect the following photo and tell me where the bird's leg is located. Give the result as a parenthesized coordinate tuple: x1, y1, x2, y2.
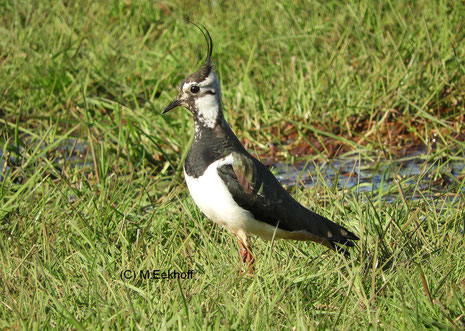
(245, 245, 254, 274)
(238, 239, 248, 263)
(237, 239, 254, 274)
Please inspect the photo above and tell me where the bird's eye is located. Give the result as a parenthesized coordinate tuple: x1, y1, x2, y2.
(190, 85, 200, 93)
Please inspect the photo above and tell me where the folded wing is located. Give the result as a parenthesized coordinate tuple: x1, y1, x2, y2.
(217, 152, 359, 253)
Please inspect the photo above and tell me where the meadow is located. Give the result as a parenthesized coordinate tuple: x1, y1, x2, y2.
(1, 0, 464, 329)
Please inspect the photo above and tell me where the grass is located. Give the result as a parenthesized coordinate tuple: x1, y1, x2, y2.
(1, 0, 465, 329)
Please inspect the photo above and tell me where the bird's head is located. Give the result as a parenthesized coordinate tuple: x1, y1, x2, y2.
(162, 24, 222, 128)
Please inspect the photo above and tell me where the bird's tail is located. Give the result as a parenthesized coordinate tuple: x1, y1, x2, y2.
(304, 210, 359, 256)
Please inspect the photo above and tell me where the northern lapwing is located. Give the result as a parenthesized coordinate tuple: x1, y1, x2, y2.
(162, 24, 358, 273)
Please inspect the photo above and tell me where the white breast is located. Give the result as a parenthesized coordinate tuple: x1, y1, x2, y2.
(184, 154, 292, 240)
(184, 154, 251, 229)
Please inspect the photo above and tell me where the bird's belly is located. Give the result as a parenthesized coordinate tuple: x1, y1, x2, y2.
(183, 156, 292, 240)
(184, 158, 254, 232)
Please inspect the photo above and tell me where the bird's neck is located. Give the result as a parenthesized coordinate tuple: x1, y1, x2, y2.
(191, 116, 247, 158)
(193, 116, 226, 142)
(185, 116, 247, 178)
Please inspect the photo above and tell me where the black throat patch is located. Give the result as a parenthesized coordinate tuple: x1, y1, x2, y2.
(184, 119, 246, 178)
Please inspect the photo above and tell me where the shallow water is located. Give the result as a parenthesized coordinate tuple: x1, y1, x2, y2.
(274, 156, 464, 202)
(0, 139, 92, 182)
(2, 139, 464, 202)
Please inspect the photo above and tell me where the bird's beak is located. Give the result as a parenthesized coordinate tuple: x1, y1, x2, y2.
(162, 98, 180, 114)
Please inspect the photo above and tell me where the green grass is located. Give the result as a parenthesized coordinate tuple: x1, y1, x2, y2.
(1, 0, 465, 329)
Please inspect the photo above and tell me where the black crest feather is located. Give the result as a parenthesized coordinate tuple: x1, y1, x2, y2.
(187, 21, 213, 82)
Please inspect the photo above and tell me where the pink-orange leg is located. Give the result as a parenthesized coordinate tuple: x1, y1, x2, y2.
(238, 239, 254, 274)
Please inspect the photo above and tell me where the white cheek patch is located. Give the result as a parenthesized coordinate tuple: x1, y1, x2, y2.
(195, 94, 220, 128)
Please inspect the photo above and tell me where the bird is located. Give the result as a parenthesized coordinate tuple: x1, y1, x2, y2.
(161, 24, 358, 273)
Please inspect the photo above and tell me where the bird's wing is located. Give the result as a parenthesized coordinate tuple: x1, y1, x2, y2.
(217, 152, 358, 249)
